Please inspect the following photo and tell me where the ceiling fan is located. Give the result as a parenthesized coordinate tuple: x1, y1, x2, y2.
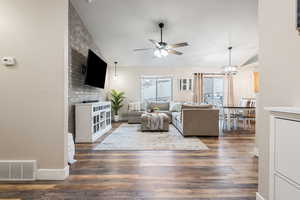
(133, 22, 189, 58)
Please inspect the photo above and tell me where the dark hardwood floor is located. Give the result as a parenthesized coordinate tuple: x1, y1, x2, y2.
(0, 123, 257, 200)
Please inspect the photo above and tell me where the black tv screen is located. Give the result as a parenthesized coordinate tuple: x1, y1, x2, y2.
(85, 50, 107, 89)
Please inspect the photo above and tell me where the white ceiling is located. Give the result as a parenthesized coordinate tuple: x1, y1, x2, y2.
(71, 0, 258, 68)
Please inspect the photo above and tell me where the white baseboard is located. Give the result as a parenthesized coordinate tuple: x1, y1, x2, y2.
(253, 147, 259, 157)
(256, 192, 265, 200)
(37, 165, 69, 180)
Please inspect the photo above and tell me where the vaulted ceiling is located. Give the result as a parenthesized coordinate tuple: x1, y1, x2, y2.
(71, 0, 258, 68)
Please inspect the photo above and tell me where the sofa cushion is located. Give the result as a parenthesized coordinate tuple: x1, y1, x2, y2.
(170, 102, 182, 112)
(147, 101, 170, 111)
(128, 102, 141, 111)
(127, 111, 144, 116)
(172, 112, 181, 122)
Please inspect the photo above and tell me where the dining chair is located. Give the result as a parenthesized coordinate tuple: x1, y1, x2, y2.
(237, 98, 256, 129)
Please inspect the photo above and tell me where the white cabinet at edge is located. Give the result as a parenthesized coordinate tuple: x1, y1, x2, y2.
(266, 107, 300, 200)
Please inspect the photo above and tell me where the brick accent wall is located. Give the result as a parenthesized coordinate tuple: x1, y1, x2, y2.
(68, 3, 106, 134)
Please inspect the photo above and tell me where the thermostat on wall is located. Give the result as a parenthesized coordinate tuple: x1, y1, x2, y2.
(1, 57, 16, 66)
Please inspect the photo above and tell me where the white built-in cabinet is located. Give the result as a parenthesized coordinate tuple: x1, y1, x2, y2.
(75, 102, 112, 143)
(266, 107, 300, 200)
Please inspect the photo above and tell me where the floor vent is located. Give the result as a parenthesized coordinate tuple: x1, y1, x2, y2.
(0, 160, 36, 181)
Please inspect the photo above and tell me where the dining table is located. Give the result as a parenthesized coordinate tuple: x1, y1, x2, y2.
(222, 106, 256, 130)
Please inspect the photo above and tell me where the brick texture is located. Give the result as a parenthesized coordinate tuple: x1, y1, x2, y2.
(68, 3, 106, 134)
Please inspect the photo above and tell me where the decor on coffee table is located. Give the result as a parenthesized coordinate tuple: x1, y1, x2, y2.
(141, 112, 169, 132)
(110, 89, 125, 122)
(151, 106, 160, 113)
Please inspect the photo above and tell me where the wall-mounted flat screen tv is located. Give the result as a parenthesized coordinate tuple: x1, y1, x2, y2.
(85, 49, 107, 89)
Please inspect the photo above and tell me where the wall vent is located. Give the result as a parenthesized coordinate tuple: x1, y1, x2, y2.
(0, 160, 36, 181)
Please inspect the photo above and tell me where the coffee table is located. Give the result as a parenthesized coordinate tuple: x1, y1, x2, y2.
(141, 112, 169, 132)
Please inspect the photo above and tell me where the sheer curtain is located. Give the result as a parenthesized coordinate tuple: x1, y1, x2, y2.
(224, 74, 235, 106)
(193, 73, 204, 104)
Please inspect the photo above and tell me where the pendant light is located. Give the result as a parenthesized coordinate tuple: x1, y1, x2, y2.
(114, 61, 118, 79)
(223, 46, 237, 74)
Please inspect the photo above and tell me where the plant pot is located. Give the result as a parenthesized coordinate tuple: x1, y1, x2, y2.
(114, 115, 120, 122)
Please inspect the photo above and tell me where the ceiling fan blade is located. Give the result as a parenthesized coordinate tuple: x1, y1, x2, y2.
(133, 48, 154, 52)
(168, 49, 183, 55)
(167, 42, 189, 49)
(149, 39, 161, 48)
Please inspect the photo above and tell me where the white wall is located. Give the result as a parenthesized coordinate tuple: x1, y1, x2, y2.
(233, 64, 258, 104)
(0, 0, 69, 174)
(257, 0, 300, 198)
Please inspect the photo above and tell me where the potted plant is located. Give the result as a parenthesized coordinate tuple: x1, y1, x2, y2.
(110, 89, 125, 122)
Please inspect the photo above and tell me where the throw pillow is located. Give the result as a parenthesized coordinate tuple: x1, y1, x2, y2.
(170, 102, 182, 112)
(128, 102, 141, 111)
(147, 101, 170, 111)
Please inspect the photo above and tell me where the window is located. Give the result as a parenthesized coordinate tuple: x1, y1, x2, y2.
(203, 76, 224, 107)
(179, 78, 193, 91)
(141, 76, 173, 102)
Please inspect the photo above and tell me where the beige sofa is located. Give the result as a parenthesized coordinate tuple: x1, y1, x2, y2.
(172, 104, 219, 136)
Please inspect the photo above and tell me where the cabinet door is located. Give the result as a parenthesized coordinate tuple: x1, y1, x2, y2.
(275, 118, 300, 185)
(275, 176, 300, 200)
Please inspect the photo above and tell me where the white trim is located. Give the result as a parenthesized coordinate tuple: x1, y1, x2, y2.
(256, 192, 266, 200)
(36, 165, 69, 180)
(253, 147, 259, 157)
(269, 115, 276, 200)
(265, 106, 300, 115)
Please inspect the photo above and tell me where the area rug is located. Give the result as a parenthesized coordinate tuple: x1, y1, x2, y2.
(95, 124, 208, 150)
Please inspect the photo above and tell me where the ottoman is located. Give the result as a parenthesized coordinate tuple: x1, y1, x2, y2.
(141, 113, 170, 132)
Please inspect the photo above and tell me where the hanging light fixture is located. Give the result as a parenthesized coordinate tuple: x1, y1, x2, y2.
(154, 49, 168, 58)
(114, 61, 118, 79)
(154, 49, 162, 58)
(223, 46, 237, 74)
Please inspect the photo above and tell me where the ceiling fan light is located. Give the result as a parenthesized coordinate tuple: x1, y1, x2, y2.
(161, 49, 168, 57)
(154, 49, 162, 58)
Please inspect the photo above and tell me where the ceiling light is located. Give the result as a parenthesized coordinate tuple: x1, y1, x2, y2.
(223, 46, 237, 74)
(224, 65, 237, 73)
(114, 61, 118, 79)
(161, 49, 168, 57)
(154, 49, 168, 58)
(154, 49, 162, 58)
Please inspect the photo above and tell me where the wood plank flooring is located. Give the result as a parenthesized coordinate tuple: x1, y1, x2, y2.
(0, 123, 258, 200)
